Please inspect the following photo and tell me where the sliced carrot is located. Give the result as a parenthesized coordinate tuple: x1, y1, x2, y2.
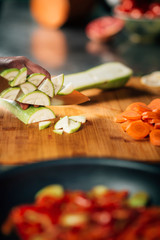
(148, 99, 160, 110)
(145, 122, 154, 132)
(147, 118, 160, 124)
(115, 113, 127, 123)
(150, 129, 160, 146)
(121, 120, 133, 131)
(125, 102, 146, 111)
(122, 110, 141, 120)
(133, 104, 151, 114)
(116, 99, 160, 145)
(142, 111, 158, 120)
(154, 123, 160, 129)
(147, 119, 154, 124)
(152, 109, 160, 117)
(126, 120, 150, 140)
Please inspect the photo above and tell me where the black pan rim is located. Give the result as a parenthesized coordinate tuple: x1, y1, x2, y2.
(0, 157, 160, 179)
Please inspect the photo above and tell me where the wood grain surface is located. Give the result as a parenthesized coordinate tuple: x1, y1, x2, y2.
(0, 77, 160, 165)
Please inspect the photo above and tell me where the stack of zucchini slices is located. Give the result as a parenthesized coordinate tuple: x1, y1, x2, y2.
(0, 68, 73, 124)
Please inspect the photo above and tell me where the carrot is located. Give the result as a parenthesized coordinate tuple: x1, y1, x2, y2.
(141, 111, 158, 120)
(148, 99, 160, 110)
(121, 120, 133, 131)
(152, 109, 160, 117)
(122, 110, 141, 120)
(133, 104, 151, 114)
(126, 120, 150, 140)
(30, 0, 70, 29)
(115, 99, 160, 145)
(148, 118, 160, 124)
(154, 123, 160, 129)
(145, 122, 154, 132)
(150, 129, 160, 146)
(125, 102, 147, 111)
(115, 114, 127, 123)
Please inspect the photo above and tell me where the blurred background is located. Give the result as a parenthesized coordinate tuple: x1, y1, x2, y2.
(0, 0, 160, 76)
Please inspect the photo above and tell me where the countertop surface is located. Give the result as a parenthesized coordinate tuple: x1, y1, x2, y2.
(0, 1, 160, 166)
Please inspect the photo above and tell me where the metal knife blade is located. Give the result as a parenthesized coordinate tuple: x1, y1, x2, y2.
(49, 90, 90, 106)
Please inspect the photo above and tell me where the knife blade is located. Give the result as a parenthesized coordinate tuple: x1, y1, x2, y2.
(49, 90, 90, 106)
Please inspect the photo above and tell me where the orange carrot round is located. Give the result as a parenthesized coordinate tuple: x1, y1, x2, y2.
(145, 122, 154, 132)
(152, 109, 160, 118)
(121, 120, 133, 131)
(115, 113, 127, 123)
(122, 110, 141, 120)
(126, 120, 150, 140)
(142, 111, 158, 120)
(125, 102, 146, 111)
(150, 129, 160, 146)
(154, 123, 160, 129)
(133, 104, 151, 114)
(148, 99, 160, 110)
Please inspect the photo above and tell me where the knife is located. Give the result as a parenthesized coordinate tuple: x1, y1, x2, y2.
(0, 76, 90, 106)
(49, 90, 90, 106)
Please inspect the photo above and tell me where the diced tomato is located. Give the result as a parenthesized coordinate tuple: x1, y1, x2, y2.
(3, 188, 160, 240)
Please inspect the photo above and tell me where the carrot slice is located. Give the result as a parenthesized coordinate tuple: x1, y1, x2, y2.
(126, 120, 150, 140)
(150, 129, 160, 146)
(154, 123, 160, 129)
(133, 104, 151, 114)
(148, 99, 160, 110)
(145, 122, 154, 132)
(152, 109, 160, 117)
(122, 110, 141, 120)
(121, 120, 133, 131)
(142, 111, 158, 120)
(115, 113, 127, 123)
(125, 102, 146, 111)
(147, 118, 160, 124)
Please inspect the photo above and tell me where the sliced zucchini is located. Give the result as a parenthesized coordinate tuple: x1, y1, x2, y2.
(69, 115, 86, 123)
(0, 68, 19, 81)
(9, 67, 27, 87)
(35, 184, 64, 199)
(58, 82, 74, 95)
(17, 90, 51, 106)
(39, 121, 51, 130)
(51, 74, 64, 95)
(128, 192, 150, 207)
(0, 87, 20, 100)
(0, 99, 56, 124)
(38, 78, 54, 97)
(63, 119, 81, 133)
(54, 116, 69, 130)
(27, 73, 45, 86)
(53, 129, 63, 135)
(54, 116, 81, 134)
(20, 81, 37, 94)
(64, 62, 132, 91)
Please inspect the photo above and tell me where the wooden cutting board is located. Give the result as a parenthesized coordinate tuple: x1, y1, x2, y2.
(0, 77, 160, 165)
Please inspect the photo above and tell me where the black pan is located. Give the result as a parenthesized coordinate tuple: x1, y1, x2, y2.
(0, 157, 160, 239)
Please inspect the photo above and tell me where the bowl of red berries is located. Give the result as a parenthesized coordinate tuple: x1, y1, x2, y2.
(114, 0, 160, 43)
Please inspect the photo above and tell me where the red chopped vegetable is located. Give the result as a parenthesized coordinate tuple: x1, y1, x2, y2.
(2, 186, 160, 240)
